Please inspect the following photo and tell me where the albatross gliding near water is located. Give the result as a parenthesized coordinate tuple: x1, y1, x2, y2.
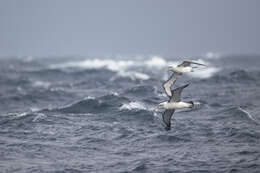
(155, 84, 193, 130)
(166, 60, 206, 74)
(163, 60, 206, 97)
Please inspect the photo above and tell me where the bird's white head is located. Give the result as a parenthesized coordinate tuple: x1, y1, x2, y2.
(154, 102, 167, 111)
(165, 66, 176, 72)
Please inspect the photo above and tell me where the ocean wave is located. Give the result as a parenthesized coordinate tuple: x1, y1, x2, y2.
(119, 101, 147, 111)
(32, 81, 51, 89)
(49, 56, 169, 70)
(124, 85, 157, 97)
(50, 58, 134, 71)
(0, 112, 48, 128)
(115, 71, 150, 81)
(52, 94, 129, 114)
(226, 127, 260, 143)
(154, 134, 192, 142)
(229, 70, 256, 81)
(144, 56, 169, 67)
(206, 69, 260, 83)
(216, 106, 260, 125)
(49, 56, 219, 80)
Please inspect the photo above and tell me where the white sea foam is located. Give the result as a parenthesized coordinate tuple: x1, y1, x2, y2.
(50, 59, 134, 71)
(30, 107, 41, 112)
(117, 71, 150, 80)
(144, 56, 167, 68)
(50, 56, 219, 80)
(84, 96, 96, 100)
(51, 56, 168, 70)
(120, 101, 147, 110)
(32, 81, 51, 89)
(11, 112, 28, 118)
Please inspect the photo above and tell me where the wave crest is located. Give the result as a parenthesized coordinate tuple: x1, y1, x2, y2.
(49, 56, 219, 80)
(52, 94, 129, 114)
(119, 101, 147, 110)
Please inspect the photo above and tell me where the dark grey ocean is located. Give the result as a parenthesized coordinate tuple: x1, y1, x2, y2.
(0, 55, 260, 173)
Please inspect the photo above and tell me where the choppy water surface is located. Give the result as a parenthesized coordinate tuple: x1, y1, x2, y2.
(0, 55, 260, 173)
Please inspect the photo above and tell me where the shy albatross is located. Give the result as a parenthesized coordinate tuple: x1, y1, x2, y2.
(166, 60, 206, 74)
(155, 84, 193, 130)
(163, 61, 206, 97)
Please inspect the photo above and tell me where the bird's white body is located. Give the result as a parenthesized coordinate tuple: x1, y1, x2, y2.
(169, 66, 193, 73)
(159, 101, 193, 110)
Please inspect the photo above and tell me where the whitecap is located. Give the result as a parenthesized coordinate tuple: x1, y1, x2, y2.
(30, 107, 41, 112)
(50, 58, 134, 71)
(11, 112, 28, 118)
(117, 71, 150, 80)
(49, 56, 219, 80)
(120, 101, 147, 110)
(144, 56, 167, 68)
(32, 81, 51, 89)
(50, 56, 170, 72)
(84, 96, 96, 100)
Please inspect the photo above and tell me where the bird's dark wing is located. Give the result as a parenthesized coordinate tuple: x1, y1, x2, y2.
(170, 84, 189, 102)
(162, 109, 175, 129)
(178, 60, 206, 67)
(163, 72, 181, 97)
(188, 61, 206, 66)
(178, 61, 191, 67)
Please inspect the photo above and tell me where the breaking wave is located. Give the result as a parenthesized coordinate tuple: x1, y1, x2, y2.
(48, 94, 130, 114)
(49, 56, 219, 80)
(119, 101, 148, 111)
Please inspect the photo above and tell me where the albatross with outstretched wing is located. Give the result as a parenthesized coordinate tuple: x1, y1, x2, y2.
(166, 60, 206, 74)
(155, 84, 193, 130)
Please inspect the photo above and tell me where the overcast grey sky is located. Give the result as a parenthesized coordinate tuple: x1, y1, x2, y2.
(0, 0, 259, 57)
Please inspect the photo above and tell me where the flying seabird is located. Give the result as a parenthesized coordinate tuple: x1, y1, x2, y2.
(163, 61, 206, 97)
(166, 60, 206, 74)
(155, 84, 193, 130)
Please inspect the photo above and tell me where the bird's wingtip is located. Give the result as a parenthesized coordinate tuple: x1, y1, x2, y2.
(183, 83, 190, 88)
(165, 126, 171, 131)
